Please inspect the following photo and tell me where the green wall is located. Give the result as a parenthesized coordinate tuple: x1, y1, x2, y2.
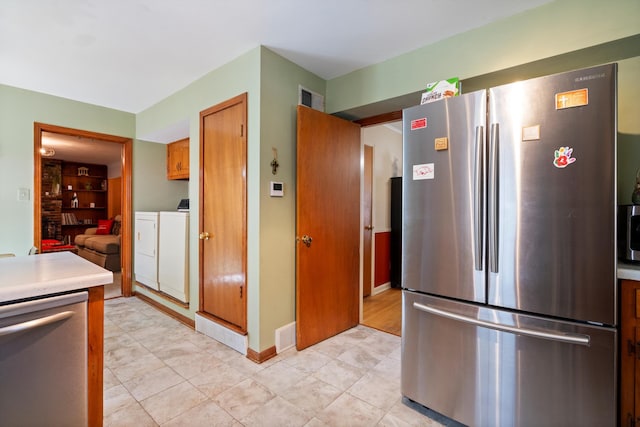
(134, 47, 263, 345)
(132, 140, 188, 212)
(258, 48, 325, 349)
(617, 56, 640, 204)
(326, 0, 639, 115)
(134, 46, 325, 352)
(0, 84, 134, 256)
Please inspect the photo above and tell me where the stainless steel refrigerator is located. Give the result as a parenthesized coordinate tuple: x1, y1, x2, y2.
(401, 64, 617, 427)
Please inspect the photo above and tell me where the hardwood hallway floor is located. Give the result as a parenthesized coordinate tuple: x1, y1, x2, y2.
(362, 287, 402, 336)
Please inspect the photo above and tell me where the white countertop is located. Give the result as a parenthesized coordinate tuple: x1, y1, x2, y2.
(0, 252, 112, 303)
(618, 261, 640, 281)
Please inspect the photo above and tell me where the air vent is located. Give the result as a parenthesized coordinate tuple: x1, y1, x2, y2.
(298, 85, 324, 112)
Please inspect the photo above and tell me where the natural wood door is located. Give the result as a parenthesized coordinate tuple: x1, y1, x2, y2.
(363, 144, 373, 297)
(107, 176, 121, 219)
(296, 105, 360, 350)
(199, 93, 247, 333)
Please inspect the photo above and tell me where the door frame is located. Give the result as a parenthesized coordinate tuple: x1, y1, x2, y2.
(33, 123, 133, 296)
(362, 144, 374, 299)
(354, 111, 402, 322)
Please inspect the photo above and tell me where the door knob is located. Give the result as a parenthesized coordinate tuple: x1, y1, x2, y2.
(364, 225, 374, 230)
(199, 232, 211, 240)
(300, 235, 313, 247)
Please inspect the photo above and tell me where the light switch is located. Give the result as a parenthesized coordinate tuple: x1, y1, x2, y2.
(17, 188, 30, 201)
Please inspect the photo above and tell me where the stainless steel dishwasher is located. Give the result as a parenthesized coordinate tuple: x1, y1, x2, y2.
(0, 291, 88, 426)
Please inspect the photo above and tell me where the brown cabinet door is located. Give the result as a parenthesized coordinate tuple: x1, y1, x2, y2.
(636, 326, 640, 427)
(621, 280, 640, 426)
(167, 138, 189, 180)
(296, 105, 360, 350)
(199, 94, 247, 332)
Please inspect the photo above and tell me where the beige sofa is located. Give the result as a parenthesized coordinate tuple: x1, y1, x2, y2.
(74, 215, 121, 272)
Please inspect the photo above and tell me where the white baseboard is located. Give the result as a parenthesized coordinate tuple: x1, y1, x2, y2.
(195, 313, 247, 355)
(275, 321, 296, 353)
(372, 282, 391, 296)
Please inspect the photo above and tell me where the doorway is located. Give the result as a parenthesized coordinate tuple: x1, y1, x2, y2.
(294, 108, 403, 345)
(33, 123, 133, 297)
(296, 105, 361, 350)
(359, 119, 403, 336)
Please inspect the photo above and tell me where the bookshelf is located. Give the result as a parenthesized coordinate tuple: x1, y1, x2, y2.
(60, 162, 108, 241)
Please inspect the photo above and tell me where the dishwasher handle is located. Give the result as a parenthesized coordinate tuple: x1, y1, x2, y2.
(0, 311, 74, 338)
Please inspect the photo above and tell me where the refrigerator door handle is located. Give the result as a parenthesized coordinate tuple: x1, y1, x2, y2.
(413, 302, 591, 346)
(474, 126, 484, 271)
(489, 123, 499, 273)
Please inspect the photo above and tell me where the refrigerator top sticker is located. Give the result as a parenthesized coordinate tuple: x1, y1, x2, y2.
(411, 118, 427, 130)
(413, 163, 434, 180)
(555, 88, 589, 110)
(553, 146, 577, 168)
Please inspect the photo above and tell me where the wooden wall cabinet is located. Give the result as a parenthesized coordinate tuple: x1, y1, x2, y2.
(621, 279, 640, 427)
(167, 138, 189, 180)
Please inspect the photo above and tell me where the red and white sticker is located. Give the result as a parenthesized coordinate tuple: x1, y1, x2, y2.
(413, 163, 434, 180)
(411, 118, 427, 130)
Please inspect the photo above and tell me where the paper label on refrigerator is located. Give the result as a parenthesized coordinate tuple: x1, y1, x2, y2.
(411, 118, 427, 130)
(555, 89, 589, 110)
(413, 163, 434, 180)
(553, 146, 576, 168)
(522, 125, 540, 141)
(434, 137, 448, 151)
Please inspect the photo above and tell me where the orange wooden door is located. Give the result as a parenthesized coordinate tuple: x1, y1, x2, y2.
(199, 93, 247, 332)
(296, 105, 361, 350)
(363, 144, 373, 298)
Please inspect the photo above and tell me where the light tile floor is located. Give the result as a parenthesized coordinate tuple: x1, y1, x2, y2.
(104, 297, 450, 426)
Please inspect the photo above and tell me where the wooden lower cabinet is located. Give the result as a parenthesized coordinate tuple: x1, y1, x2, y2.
(621, 279, 640, 427)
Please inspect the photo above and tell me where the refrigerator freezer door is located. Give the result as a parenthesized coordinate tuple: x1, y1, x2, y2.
(488, 64, 617, 325)
(402, 290, 617, 427)
(402, 90, 487, 302)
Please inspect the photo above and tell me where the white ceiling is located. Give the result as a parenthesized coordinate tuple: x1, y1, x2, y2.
(41, 132, 123, 174)
(1, 0, 552, 114)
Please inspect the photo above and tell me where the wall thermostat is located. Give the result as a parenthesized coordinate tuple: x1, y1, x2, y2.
(270, 181, 284, 197)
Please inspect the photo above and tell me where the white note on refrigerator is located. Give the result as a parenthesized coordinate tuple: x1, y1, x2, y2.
(413, 163, 434, 180)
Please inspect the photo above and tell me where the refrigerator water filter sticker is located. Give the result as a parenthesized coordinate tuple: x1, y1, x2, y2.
(413, 163, 434, 180)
